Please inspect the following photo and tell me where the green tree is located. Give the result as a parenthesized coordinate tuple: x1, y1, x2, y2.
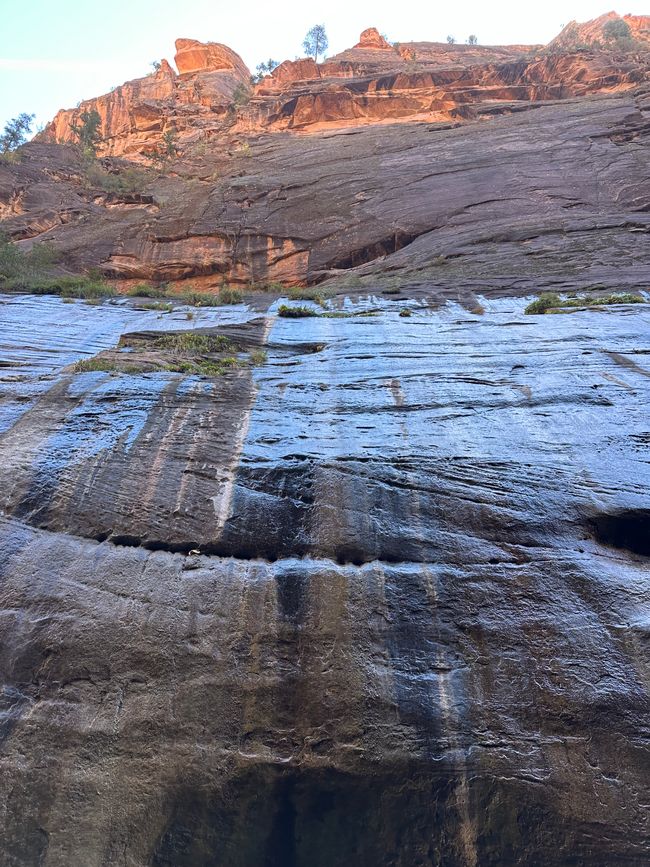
(0, 113, 35, 153)
(303, 24, 328, 62)
(446, 35, 456, 45)
(232, 83, 251, 106)
(162, 129, 178, 157)
(603, 19, 632, 45)
(151, 60, 162, 72)
(71, 110, 102, 157)
(252, 58, 279, 84)
(467, 34, 478, 45)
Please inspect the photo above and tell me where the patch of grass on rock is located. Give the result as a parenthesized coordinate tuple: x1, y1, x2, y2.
(525, 292, 645, 314)
(278, 304, 320, 318)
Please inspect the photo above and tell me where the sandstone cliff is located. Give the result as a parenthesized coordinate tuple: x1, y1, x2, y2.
(550, 10, 650, 49)
(1, 13, 650, 867)
(41, 19, 650, 158)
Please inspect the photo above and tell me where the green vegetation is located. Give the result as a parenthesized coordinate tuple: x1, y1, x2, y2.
(135, 301, 173, 312)
(1, 113, 34, 154)
(603, 19, 633, 47)
(127, 285, 243, 306)
(74, 358, 125, 373)
(232, 84, 252, 107)
(525, 292, 645, 314)
(127, 283, 167, 298)
(0, 235, 59, 279)
(84, 162, 150, 194)
(303, 24, 328, 62)
(278, 304, 320, 318)
(0, 235, 116, 299)
(146, 332, 234, 353)
(79, 329, 265, 379)
(150, 129, 179, 168)
(28, 276, 116, 298)
(218, 286, 244, 304)
(169, 286, 243, 306)
(252, 59, 279, 84)
(286, 285, 331, 307)
(250, 349, 267, 365)
(168, 357, 240, 376)
(71, 110, 102, 158)
(467, 34, 478, 45)
(399, 308, 412, 317)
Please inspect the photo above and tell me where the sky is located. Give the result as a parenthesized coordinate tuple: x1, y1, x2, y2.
(1, 1, 648, 133)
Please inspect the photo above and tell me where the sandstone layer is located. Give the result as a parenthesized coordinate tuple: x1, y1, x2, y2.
(4, 87, 650, 295)
(550, 11, 650, 49)
(41, 21, 650, 156)
(1, 14, 650, 867)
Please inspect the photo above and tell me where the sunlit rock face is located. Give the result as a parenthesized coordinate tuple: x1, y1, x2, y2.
(354, 27, 393, 50)
(174, 37, 251, 77)
(0, 291, 649, 865)
(40, 16, 650, 156)
(549, 11, 650, 49)
(9, 88, 650, 291)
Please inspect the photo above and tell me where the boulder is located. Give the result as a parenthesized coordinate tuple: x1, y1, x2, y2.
(354, 27, 392, 50)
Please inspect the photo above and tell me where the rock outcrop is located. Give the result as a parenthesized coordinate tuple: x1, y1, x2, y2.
(354, 27, 392, 50)
(46, 39, 251, 156)
(41, 18, 650, 157)
(174, 37, 251, 78)
(550, 11, 650, 49)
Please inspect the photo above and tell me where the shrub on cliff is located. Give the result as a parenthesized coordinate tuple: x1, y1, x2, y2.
(84, 162, 150, 194)
(603, 19, 633, 48)
(0, 113, 35, 154)
(252, 59, 279, 84)
(232, 84, 251, 107)
(71, 110, 102, 158)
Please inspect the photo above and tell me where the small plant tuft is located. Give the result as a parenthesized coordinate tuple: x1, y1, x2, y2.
(525, 292, 644, 314)
(278, 304, 320, 318)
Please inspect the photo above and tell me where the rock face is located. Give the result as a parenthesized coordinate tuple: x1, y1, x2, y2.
(1, 20, 650, 862)
(46, 39, 251, 156)
(174, 37, 251, 77)
(550, 11, 650, 49)
(41, 19, 649, 156)
(354, 27, 392, 50)
(0, 289, 649, 866)
(6, 85, 650, 291)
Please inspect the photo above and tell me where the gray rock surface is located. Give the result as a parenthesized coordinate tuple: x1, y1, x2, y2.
(0, 293, 648, 865)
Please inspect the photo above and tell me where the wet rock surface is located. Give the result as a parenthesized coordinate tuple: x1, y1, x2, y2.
(0, 294, 649, 865)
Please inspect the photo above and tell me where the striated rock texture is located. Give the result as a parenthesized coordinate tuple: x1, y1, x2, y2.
(550, 11, 650, 49)
(1, 21, 650, 862)
(5, 86, 650, 291)
(0, 292, 649, 866)
(40, 19, 649, 156)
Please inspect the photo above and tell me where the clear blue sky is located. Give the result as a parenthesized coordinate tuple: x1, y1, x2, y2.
(1, 1, 647, 132)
